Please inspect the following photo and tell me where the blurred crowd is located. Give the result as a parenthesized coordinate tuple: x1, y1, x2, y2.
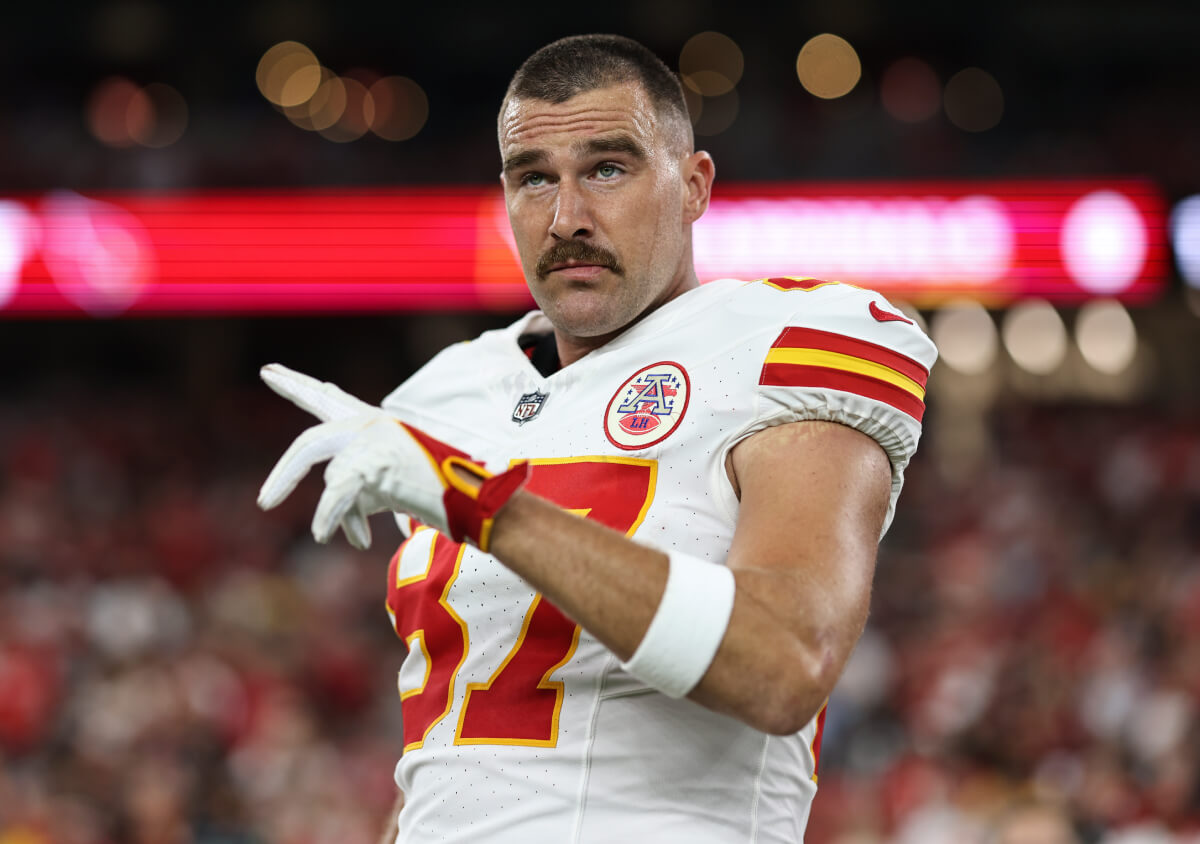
(0, 384, 404, 844)
(0, 381, 1198, 843)
(814, 405, 1200, 843)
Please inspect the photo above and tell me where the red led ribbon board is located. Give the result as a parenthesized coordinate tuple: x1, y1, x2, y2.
(0, 181, 1166, 316)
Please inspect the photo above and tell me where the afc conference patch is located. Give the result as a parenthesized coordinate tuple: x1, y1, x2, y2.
(604, 361, 690, 450)
(512, 390, 548, 425)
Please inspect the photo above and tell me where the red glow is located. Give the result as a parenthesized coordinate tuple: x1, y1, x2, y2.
(0, 181, 1167, 317)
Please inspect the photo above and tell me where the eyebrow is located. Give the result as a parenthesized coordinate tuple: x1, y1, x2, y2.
(501, 133, 648, 176)
(573, 134, 648, 161)
(501, 148, 548, 176)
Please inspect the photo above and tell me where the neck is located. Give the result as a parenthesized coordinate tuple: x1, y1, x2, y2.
(553, 329, 621, 369)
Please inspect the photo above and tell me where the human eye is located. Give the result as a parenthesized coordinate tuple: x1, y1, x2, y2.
(594, 162, 623, 180)
(520, 172, 547, 187)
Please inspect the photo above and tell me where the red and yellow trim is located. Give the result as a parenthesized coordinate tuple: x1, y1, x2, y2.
(397, 538, 471, 753)
(760, 326, 928, 421)
(810, 702, 828, 783)
(400, 631, 432, 702)
(760, 276, 842, 292)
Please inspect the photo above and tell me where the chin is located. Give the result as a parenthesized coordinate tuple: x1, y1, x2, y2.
(544, 296, 635, 339)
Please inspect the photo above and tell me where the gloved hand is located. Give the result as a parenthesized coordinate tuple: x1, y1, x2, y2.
(256, 364, 528, 551)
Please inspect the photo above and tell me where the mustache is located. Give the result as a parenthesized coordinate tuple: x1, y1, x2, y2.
(535, 241, 624, 279)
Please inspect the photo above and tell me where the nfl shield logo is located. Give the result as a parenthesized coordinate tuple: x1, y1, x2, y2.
(512, 390, 548, 425)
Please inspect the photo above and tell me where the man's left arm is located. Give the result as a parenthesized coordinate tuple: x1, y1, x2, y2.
(485, 419, 889, 735)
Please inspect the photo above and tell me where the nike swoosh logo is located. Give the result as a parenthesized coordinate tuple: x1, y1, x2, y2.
(869, 300, 914, 324)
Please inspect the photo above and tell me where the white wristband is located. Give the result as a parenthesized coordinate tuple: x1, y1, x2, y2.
(620, 551, 736, 698)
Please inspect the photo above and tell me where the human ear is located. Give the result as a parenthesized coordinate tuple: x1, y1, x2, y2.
(681, 151, 715, 225)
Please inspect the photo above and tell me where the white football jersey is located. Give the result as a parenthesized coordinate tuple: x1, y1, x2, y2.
(381, 277, 936, 843)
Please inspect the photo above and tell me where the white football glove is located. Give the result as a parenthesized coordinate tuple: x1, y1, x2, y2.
(257, 364, 529, 551)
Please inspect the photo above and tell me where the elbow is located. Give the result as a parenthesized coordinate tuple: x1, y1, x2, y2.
(744, 644, 842, 736)
(749, 694, 827, 737)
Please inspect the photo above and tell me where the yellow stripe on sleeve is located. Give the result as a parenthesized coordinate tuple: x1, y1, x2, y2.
(763, 347, 926, 399)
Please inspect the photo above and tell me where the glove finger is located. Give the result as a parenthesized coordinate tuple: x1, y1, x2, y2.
(393, 512, 415, 539)
(341, 505, 372, 551)
(261, 364, 376, 423)
(312, 462, 365, 544)
(257, 419, 363, 510)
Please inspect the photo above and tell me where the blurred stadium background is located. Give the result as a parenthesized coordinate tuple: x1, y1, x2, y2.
(2, 1, 1200, 842)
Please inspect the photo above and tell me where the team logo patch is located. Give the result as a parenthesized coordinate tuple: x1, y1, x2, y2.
(604, 361, 690, 450)
(512, 390, 548, 425)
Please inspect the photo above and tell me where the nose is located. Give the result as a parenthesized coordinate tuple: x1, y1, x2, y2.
(549, 181, 593, 240)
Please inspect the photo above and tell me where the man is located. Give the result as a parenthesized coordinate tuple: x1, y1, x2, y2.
(259, 34, 936, 843)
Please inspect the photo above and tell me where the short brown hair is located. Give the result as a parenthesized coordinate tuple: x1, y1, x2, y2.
(500, 34, 693, 152)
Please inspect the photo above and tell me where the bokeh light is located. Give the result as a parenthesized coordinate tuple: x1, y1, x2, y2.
(1171, 194, 1200, 288)
(692, 89, 739, 136)
(256, 41, 321, 108)
(796, 34, 861, 100)
(87, 77, 147, 148)
(280, 63, 323, 109)
(282, 67, 332, 131)
(931, 300, 998, 375)
(1076, 299, 1137, 375)
(257, 47, 422, 143)
(1060, 190, 1148, 295)
(679, 31, 744, 97)
(944, 67, 1004, 132)
(0, 201, 37, 308)
(306, 74, 348, 132)
(41, 192, 154, 316)
(368, 76, 429, 141)
(131, 83, 188, 148)
(880, 57, 940, 123)
(86, 78, 187, 149)
(319, 78, 374, 143)
(1002, 299, 1067, 375)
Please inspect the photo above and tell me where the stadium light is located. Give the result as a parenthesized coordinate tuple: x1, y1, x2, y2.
(1076, 299, 1138, 375)
(931, 300, 998, 375)
(1170, 194, 1200, 289)
(1002, 300, 1067, 375)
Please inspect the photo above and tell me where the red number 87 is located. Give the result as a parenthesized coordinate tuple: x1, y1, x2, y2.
(386, 456, 657, 752)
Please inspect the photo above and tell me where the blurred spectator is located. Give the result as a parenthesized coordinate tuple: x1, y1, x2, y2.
(990, 799, 1082, 844)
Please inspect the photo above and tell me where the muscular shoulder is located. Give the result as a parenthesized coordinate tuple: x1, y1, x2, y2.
(717, 276, 938, 534)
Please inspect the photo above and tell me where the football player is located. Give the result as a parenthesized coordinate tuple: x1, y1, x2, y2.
(260, 34, 936, 843)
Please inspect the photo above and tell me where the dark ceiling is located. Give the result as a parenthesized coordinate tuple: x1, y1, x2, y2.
(3, 0, 1198, 195)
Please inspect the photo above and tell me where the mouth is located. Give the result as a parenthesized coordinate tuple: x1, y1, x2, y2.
(549, 260, 609, 272)
(548, 263, 610, 280)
